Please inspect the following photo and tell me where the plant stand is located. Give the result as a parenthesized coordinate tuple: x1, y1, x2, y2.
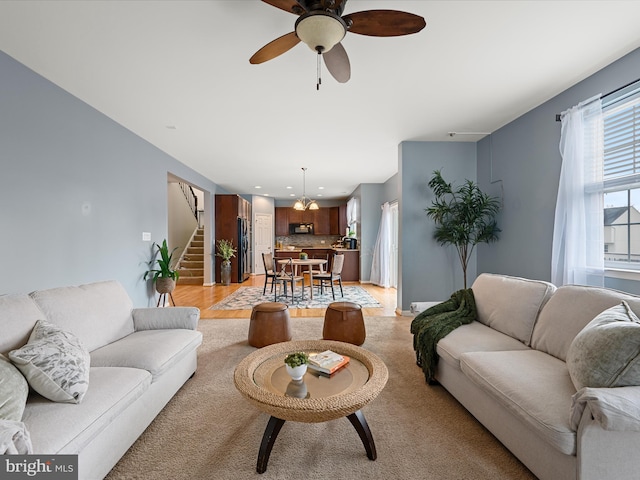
(155, 278, 176, 307)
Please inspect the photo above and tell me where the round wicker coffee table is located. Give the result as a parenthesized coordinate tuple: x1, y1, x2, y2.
(234, 340, 388, 473)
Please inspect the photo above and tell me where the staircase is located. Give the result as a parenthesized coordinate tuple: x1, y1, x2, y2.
(177, 228, 204, 285)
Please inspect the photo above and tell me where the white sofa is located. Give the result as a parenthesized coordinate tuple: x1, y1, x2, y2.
(431, 273, 640, 480)
(0, 280, 202, 479)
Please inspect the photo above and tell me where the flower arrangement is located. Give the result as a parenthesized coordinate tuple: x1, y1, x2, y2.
(215, 239, 237, 262)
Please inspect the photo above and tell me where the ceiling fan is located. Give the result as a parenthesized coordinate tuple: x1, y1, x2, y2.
(250, 0, 426, 87)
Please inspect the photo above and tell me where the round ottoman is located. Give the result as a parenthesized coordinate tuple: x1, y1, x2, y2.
(323, 301, 365, 346)
(248, 302, 292, 348)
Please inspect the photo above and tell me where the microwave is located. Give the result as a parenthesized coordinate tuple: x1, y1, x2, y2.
(289, 223, 314, 235)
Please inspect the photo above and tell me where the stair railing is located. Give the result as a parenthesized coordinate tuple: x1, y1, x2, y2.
(179, 182, 201, 226)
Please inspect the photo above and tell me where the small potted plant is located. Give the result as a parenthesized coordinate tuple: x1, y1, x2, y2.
(299, 252, 308, 260)
(144, 239, 180, 294)
(284, 352, 309, 380)
(216, 239, 237, 285)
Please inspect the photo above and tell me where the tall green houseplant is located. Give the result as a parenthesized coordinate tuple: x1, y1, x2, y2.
(425, 170, 501, 288)
(144, 239, 180, 282)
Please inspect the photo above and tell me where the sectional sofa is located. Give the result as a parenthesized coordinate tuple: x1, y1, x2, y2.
(0, 280, 202, 479)
(429, 273, 640, 480)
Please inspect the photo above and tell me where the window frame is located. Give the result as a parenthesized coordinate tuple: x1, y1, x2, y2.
(602, 81, 640, 271)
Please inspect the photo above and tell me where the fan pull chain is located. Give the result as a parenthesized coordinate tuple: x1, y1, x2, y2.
(316, 51, 322, 90)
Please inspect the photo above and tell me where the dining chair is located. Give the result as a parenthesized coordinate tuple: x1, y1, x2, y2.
(261, 252, 277, 295)
(313, 253, 344, 300)
(303, 253, 329, 282)
(274, 257, 305, 302)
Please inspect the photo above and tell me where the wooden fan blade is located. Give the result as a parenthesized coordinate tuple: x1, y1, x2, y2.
(344, 10, 426, 37)
(261, 0, 305, 15)
(323, 42, 350, 83)
(250, 32, 301, 64)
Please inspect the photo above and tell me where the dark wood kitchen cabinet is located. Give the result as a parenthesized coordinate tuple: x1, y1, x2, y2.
(313, 208, 331, 235)
(275, 205, 346, 236)
(215, 194, 251, 283)
(337, 250, 359, 281)
(275, 207, 289, 236)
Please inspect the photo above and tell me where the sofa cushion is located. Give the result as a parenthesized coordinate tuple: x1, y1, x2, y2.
(437, 321, 531, 369)
(9, 320, 91, 404)
(460, 349, 577, 455)
(531, 285, 640, 361)
(29, 281, 135, 353)
(567, 302, 640, 390)
(22, 367, 151, 454)
(471, 273, 556, 345)
(0, 294, 45, 354)
(0, 354, 29, 421)
(90, 329, 203, 381)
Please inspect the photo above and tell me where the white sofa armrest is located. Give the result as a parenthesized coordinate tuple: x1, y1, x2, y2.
(132, 307, 200, 331)
(0, 420, 32, 454)
(571, 386, 640, 432)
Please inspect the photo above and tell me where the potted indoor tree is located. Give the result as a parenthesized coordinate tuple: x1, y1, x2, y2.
(216, 239, 237, 286)
(144, 239, 180, 295)
(426, 170, 501, 289)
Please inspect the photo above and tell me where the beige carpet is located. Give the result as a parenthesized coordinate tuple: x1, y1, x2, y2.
(106, 316, 536, 480)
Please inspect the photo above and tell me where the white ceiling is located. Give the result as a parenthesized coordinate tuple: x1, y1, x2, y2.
(1, 1, 640, 201)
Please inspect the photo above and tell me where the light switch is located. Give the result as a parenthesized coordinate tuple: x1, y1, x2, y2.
(142, 232, 151, 242)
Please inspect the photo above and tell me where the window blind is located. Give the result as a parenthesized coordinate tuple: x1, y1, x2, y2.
(604, 92, 640, 182)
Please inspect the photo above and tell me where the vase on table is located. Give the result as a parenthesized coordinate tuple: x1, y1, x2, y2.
(285, 364, 307, 381)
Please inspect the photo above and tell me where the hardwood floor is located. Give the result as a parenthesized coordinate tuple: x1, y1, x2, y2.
(172, 275, 399, 319)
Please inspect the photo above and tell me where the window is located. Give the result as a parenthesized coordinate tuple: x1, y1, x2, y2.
(603, 82, 640, 269)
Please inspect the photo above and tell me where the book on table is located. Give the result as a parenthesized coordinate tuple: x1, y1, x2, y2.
(308, 350, 350, 375)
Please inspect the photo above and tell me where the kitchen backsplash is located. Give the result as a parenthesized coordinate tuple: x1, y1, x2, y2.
(276, 235, 342, 247)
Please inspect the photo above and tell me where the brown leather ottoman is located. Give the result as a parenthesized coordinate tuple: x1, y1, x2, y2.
(323, 301, 366, 346)
(248, 302, 292, 348)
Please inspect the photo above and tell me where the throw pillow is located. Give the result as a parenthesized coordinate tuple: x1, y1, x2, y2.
(0, 354, 29, 421)
(9, 320, 90, 404)
(567, 301, 640, 390)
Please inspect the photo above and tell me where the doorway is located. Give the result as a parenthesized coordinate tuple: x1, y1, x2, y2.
(254, 213, 273, 274)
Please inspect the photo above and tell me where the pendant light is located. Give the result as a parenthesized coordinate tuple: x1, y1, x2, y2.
(293, 167, 319, 211)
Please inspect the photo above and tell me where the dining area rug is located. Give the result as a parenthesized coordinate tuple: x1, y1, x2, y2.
(209, 286, 382, 310)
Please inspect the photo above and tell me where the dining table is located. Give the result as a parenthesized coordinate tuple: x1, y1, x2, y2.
(276, 258, 327, 300)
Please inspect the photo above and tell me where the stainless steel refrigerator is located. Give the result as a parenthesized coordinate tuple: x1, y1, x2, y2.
(237, 217, 250, 283)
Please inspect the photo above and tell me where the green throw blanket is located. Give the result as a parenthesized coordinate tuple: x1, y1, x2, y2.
(410, 289, 477, 383)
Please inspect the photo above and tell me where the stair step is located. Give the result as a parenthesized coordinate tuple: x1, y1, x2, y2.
(179, 268, 204, 276)
(191, 240, 204, 247)
(183, 256, 203, 263)
(177, 276, 203, 285)
(180, 261, 204, 268)
(187, 247, 204, 254)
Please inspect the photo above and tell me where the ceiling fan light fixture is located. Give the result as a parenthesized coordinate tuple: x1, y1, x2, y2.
(295, 12, 346, 53)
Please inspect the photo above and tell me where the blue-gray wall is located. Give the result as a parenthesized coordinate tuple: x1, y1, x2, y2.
(477, 47, 640, 294)
(0, 51, 219, 306)
(398, 141, 477, 310)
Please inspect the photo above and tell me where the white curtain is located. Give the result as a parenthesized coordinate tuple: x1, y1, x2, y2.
(551, 94, 604, 286)
(346, 198, 357, 230)
(371, 202, 392, 287)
